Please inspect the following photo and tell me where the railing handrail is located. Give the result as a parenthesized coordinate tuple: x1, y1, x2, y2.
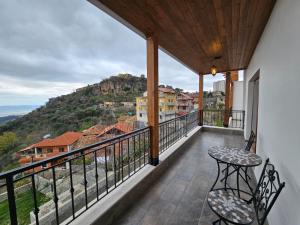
(159, 110, 198, 126)
(158, 114, 186, 126)
(0, 126, 150, 179)
(203, 109, 245, 112)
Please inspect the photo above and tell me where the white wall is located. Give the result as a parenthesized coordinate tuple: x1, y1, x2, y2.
(244, 0, 300, 224)
(232, 81, 244, 110)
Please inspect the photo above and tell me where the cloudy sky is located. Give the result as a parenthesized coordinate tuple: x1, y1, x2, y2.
(0, 0, 228, 106)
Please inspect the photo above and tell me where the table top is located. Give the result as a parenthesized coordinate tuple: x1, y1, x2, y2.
(208, 146, 262, 167)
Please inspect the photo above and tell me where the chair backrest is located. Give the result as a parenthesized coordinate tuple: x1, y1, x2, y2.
(253, 159, 285, 225)
(245, 131, 256, 151)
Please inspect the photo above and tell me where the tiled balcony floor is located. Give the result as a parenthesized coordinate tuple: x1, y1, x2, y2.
(112, 130, 259, 225)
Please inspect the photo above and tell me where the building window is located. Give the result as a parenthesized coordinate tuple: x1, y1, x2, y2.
(47, 148, 53, 153)
(59, 147, 64, 152)
(37, 148, 42, 154)
(160, 115, 162, 119)
(140, 113, 142, 117)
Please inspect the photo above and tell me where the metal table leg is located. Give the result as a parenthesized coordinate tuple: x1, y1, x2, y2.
(211, 160, 221, 191)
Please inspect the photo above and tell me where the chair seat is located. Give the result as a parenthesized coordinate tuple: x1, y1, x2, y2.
(207, 190, 255, 224)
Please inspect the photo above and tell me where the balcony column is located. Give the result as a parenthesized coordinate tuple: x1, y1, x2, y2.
(224, 71, 231, 127)
(147, 36, 159, 166)
(198, 73, 203, 126)
(229, 71, 238, 109)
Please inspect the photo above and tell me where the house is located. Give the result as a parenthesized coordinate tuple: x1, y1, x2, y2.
(204, 91, 225, 109)
(19, 131, 82, 170)
(176, 92, 194, 115)
(104, 101, 116, 108)
(121, 102, 136, 108)
(74, 122, 134, 163)
(136, 87, 176, 124)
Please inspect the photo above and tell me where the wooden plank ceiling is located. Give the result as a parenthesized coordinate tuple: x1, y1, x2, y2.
(89, 0, 276, 74)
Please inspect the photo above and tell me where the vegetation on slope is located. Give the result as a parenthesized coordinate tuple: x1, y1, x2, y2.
(0, 190, 50, 225)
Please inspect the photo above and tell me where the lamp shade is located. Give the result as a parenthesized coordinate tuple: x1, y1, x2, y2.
(211, 65, 217, 76)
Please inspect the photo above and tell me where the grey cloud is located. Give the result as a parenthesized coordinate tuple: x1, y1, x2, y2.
(0, 0, 225, 105)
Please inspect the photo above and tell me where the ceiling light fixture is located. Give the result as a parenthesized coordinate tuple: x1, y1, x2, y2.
(211, 56, 222, 76)
(211, 65, 217, 76)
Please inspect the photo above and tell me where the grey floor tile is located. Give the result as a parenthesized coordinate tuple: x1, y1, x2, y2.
(112, 131, 257, 225)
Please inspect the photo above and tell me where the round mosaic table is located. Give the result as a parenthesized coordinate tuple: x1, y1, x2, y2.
(208, 146, 262, 198)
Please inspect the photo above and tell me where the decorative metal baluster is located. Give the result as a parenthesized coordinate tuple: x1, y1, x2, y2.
(52, 167, 59, 225)
(133, 135, 136, 172)
(69, 160, 75, 219)
(138, 133, 141, 169)
(166, 123, 168, 149)
(93, 151, 99, 201)
(6, 175, 17, 225)
(81, 151, 88, 209)
(118, 140, 121, 182)
(148, 130, 151, 163)
(173, 119, 175, 143)
(113, 143, 117, 188)
(161, 124, 166, 151)
(167, 122, 169, 148)
(175, 118, 177, 141)
(31, 174, 40, 225)
(185, 115, 188, 137)
(143, 132, 146, 166)
(121, 140, 124, 182)
(127, 139, 130, 177)
(104, 147, 109, 193)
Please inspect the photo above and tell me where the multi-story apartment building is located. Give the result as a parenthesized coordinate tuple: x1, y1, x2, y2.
(176, 93, 194, 115)
(18, 131, 82, 170)
(136, 87, 176, 124)
(213, 80, 225, 92)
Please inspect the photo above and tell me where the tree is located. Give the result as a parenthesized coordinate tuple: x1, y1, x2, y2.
(174, 88, 183, 95)
(0, 132, 18, 153)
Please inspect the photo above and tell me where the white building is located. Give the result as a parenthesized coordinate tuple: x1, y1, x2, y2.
(213, 80, 225, 92)
(232, 81, 244, 111)
(243, 1, 300, 224)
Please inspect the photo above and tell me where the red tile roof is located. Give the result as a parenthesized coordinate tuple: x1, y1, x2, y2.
(158, 87, 175, 93)
(21, 131, 82, 151)
(97, 122, 134, 137)
(83, 124, 107, 136)
(115, 122, 134, 133)
(178, 93, 193, 100)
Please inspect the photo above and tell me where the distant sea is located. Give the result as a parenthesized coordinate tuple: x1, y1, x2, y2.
(0, 105, 40, 117)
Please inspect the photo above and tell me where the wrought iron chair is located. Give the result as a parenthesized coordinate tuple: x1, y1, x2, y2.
(244, 131, 256, 152)
(220, 131, 256, 183)
(207, 158, 285, 225)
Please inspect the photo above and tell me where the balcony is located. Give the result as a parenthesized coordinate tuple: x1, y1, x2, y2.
(1, 0, 298, 224)
(0, 110, 255, 225)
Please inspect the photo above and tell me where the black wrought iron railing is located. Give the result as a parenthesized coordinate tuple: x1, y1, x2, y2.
(202, 109, 245, 129)
(0, 111, 201, 225)
(0, 127, 150, 225)
(159, 110, 199, 153)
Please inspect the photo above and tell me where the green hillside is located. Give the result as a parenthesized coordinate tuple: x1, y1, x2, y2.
(0, 74, 146, 172)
